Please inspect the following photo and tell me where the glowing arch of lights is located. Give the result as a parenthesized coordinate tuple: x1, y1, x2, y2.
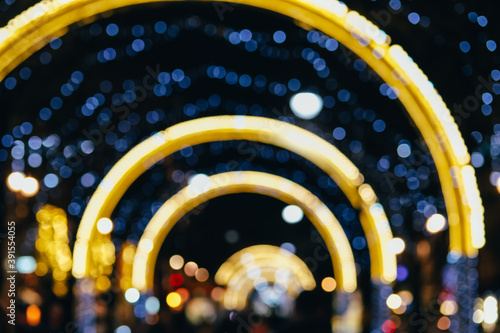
(132, 172, 351, 292)
(0, 0, 484, 258)
(214, 245, 317, 310)
(71, 116, 395, 284)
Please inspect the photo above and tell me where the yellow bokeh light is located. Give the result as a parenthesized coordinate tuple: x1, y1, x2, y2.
(52, 281, 68, 297)
(440, 300, 458, 316)
(35, 262, 48, 276)
(386, 294, 402, 310)
(426, 214, 447, 234)
(497, 177, 500, 194)
(321, 277, 337, 292)
(169, 255, 184, 270)
(96, 276, 111, 292)
(166, 292, 182, 308)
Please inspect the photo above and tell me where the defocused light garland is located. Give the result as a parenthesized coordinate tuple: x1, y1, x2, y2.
(133, 171, 356, 293)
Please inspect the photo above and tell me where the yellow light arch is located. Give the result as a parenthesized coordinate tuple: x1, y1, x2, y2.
(214, 245, 317, 310)
(72, 116, 395, 283)
(132, 172, 352, 292)
(0, 0, 484, 257)
(222, 266, 307, 311)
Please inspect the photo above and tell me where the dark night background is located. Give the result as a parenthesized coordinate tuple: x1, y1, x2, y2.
(0, 0, 499, 332)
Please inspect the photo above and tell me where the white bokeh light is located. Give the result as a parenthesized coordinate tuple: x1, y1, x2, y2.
(97, 218, 113, 234)
(289, 92, 323, 119)
(281, 205, 304, 224)
(425, 214, 446, 234)
(124, 288, 140, 303)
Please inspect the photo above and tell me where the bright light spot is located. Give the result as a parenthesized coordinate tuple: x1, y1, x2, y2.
(233, 116, 246, 129)
(473, 309, 484, 323)
(115, 325, 131, 333)
(21, 177, 39, 197)
(145, 296, 160, 314)
(184, 261, 198, 277)
(440, 300, 458, 316)
(321, 277, 337, 292)
(26, 304, 41, 326)
(195, 268, 209, 282)
(169, 255, 184, 270)
(426, 214, 447, 234)
(483, 296, 498, 324)
(387, 238, 405, 254)
(497, 177, 500, 193)
(17, 256, 37, 274)
(188, 173, 211, 195)
(247, 266, 261, 279)
(124, 288, 140, 303)
(282, 205, 303, 224)
(166, 292, 182, 308)
(386, 294, 402, 309)
(97, 217, 113, 234)
(7, 172, 25, 191)
(289, 92, 323, 119)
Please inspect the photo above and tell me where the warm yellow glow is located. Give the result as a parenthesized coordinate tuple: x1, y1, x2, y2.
(426, 214, 447, 234)
(386, 294, 403, 309)
(96, 218, 113, 235)
(440, 300, 458, 316)
(35, 205, 73, 290)
(0, 0, 482, 261)
(96, 275, 111, 292)
(214, 245, 316, 310)
(71, 116, 391, 285)
(215, 245, 316, 289)
(496, 177, 500, 194)
(222, 266, 314, 309)
(321, 277, 337, 292)
(169, 255, 184, 270)
(133, 173, 355, 293)
(166, 292, 182, 308)
(461, 165, 486, 250)
(26, 304, 41, 326)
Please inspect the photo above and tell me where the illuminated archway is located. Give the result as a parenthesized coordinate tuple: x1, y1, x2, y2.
(72, 116, 395, 284)
(132, 172, 354, 292)
(0, 0, 484, 257)
(214, 245, 316, 310)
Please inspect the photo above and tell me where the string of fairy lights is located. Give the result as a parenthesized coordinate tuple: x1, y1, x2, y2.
(1, 1, 499, 332)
